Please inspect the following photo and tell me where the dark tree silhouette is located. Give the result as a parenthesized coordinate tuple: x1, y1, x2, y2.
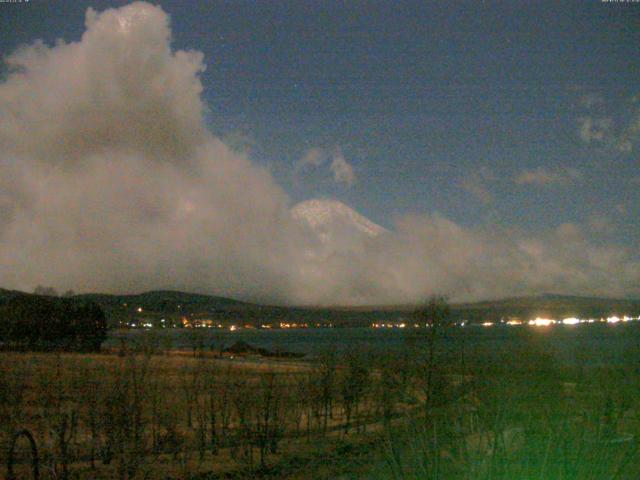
(0, 295, 107, 351)
(33, 286, 58, 297)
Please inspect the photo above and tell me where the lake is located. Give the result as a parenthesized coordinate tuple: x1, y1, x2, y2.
(107, 321, 640, 367)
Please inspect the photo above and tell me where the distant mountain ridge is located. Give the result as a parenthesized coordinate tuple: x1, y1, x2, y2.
(2, 288, 639, 328)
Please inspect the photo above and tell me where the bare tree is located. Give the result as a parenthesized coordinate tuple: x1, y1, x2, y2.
(100, 353, 151, 479)
(339, 350, 370, 435)
(375, 359, 404, 426)
(316, 349, 337, 435)
(412, 296, 451, 414)
(37, 355, 79, 480)
(230, 377, 255, 465)
(0, 359, 29, 442)
(253, 371, 285, 468)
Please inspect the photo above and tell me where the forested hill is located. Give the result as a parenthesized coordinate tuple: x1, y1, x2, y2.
(0, 287, 31, 304)
(75, 290, 250, 313)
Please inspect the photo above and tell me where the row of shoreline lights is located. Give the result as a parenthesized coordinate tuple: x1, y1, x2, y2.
(485, 315, 639, 327)
(371, 315, 640, 329)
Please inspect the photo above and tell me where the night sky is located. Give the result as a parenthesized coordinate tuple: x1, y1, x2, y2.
(0, 1, 638, 304)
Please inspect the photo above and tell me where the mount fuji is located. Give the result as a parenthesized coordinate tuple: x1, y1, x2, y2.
(290, 199, 387, 246)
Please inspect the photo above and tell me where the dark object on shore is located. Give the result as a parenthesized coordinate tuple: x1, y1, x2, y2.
(223, 340, 305, 358)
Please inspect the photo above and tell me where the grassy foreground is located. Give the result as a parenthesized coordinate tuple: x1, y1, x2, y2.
(1, 328, 640, 479)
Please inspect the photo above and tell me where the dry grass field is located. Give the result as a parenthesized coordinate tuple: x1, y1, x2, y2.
(0, 344, 410, 479)
(2, 328, 640, 479)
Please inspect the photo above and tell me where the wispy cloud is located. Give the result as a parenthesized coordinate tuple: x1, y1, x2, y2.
(588, 215, 614, 234)
(330, 148, 355, 187)
(295, 147, 356, 187)
(460, 168, 494, 205)
(617, 111, 640, 153)
(576, 92, 640, 153)
(579, 93, 604, 109)
(296, 147, 326, 171)
(578, 116, 612, 143)
(514, 167, 582, 186)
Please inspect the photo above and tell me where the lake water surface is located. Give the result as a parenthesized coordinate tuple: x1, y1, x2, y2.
(107, 322, 640, 367)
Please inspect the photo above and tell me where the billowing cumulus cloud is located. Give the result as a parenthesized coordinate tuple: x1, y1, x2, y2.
(1, 2, 638, 305)
(0, 2, 303, 304)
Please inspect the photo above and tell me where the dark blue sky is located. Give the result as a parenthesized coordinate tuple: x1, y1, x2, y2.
(2, 0, 639, 244)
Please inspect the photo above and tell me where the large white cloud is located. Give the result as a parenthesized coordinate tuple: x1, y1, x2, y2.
(0, 2, 638, 305)
(0, 2, 306, 304)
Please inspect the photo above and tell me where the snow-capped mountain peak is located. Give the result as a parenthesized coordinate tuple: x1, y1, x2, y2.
(290, 199, 386, 240)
